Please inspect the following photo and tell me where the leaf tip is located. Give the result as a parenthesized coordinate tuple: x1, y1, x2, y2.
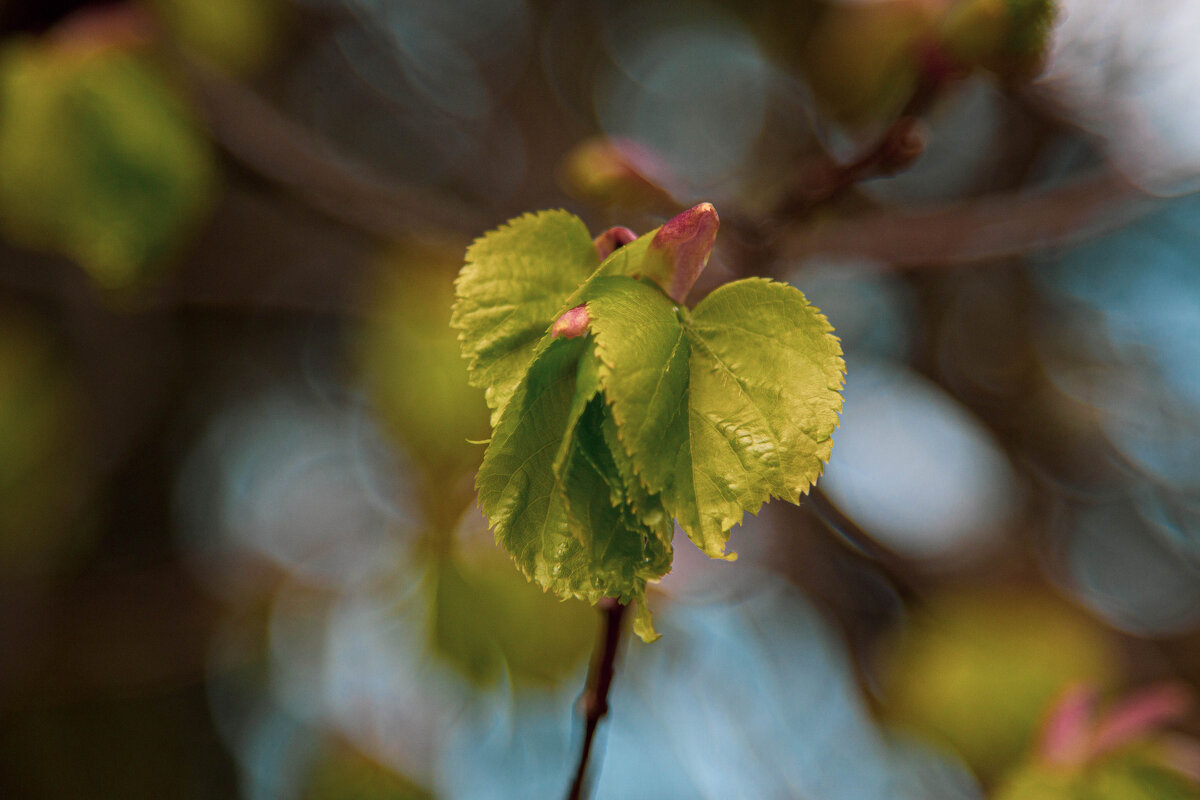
(632, 598, 661, 642)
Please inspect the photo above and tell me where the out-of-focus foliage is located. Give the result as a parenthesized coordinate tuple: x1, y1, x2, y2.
(996, 747, 1200, 800)
(879, 586, 1118, 779)
(0, 309, 92, 578)
(799, 0, 932, 128)
(429, 546, 594, 686)
(439, 569, 982, 800)
(798, 0, 1054, 128)
(817, 357, 1017, 562)
(559, 137, 677, 211)
(0, 27, 214, 290)
(994, 682, 1200, 799)
(357, 238, 489, 486)
(144, 0, 283, 75)
(299, 741, 430, 800)
(1031, 0, 1200, 196)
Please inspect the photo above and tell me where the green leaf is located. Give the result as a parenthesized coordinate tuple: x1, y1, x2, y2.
(632, 599, 660, 643)
(452, 211, 599, 426)
(475, 334, 587, 591)
(560, 396, 672, 596)
(459, 209, 844, 638)
(586, 276, 844, 558)
(476, 335, 669, 611)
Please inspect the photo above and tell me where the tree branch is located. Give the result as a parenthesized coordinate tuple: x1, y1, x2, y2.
(776, 168, 1154, 269)
(175, 54, 488, 239)
(566, 597, 627, 800)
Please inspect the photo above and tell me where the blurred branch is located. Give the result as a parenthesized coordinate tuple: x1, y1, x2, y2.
(771, 118, 927, 225)
(177, 55, 489, 240)
(567, 597, 627, 800)
(775, 169, 1155, 269)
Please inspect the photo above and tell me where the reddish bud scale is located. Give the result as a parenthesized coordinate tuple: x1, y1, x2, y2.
(593, 226, 637, 260)
(551, 304, 590, 339)
(644, 203, 719, 304)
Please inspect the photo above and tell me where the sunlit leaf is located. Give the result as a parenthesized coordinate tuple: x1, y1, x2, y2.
(585, 275, 844, 558)
(452, 210, 599, 426)
(457, 209, 843, 638)
(475, 336, 671, 623)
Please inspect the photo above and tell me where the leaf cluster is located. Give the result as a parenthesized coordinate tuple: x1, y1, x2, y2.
(452, 210, 844, 640)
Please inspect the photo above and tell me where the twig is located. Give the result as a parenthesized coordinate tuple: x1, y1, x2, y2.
(776, 168, 1153, 269)
(174, 54, 488, 239)
(566, 597, 627, 800)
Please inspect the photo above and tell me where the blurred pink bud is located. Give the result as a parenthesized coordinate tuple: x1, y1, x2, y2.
(643, 203, 719, 304)
(594, 226, 637, 260)
(1039, 684, 1097, 766)
(551, 305, 590, 339)
(560, 137, 677, 209)
(1038, 681, 1195, 767)
(1091, 682, 1192, 758)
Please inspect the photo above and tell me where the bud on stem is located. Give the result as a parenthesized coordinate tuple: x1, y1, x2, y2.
(593, 226, 637, 260)
(552, 304, 590, 339)
(642, 203, 719, 304)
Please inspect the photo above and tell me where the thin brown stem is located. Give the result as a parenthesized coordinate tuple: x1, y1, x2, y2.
(566, 597, 627, 800)
(172, 52, 487, 239)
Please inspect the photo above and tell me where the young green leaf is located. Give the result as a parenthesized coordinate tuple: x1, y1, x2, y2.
(475, 334, 670, 631)
(457, 207, 844, 639)
(475, 335, 590, 593)
(585, 276, 845, 559)
(453, 211, 600, 425)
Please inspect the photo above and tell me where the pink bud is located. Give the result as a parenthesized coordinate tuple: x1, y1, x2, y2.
(643, 203, 719, 304)
(560, 137, 677, 209)
(551, 304, 590, 339)
(594, 226, 637, 260)
(1038, 684, 1096, 767)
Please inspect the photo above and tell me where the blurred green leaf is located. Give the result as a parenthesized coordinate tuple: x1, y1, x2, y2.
(430, 547, 595, 687)
(996, 746, 1200, 800)
(799, 1, 931, 127)
(0, 37, 215, 290)
(940, 0, 1056, 77)
(880, 587, 1118, 779)
(358, 239, 489, 487)
(452, 210, 600, 427)
(144, 0, 283, 76)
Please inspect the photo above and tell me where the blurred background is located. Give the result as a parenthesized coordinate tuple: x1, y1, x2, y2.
(2, 0, 1200, 797)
